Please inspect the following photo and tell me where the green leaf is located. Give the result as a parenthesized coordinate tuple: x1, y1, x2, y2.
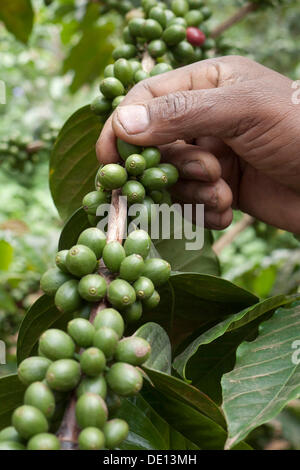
(58, 207, 90, 250)
(0, 0, 34, 43)
(0, 240, 13, 271)
(144, 368, 226, 429)
(63, 23, 114, 93)
(135, 322, 172, 374)
(17, 295, 72, 364)
(142, 381, 251, 450)
(174, 294, 299, 381)
(115, 394, 199, 450)
(50, 106, 103, 220)
(154, 220, 220, 276)
(222, 303, 300, 449)
(145, 273, 258, 349)
(0, 374, 25, 430)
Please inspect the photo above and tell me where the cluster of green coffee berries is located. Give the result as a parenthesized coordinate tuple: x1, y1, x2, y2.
(0, 318, 151, 450)
(91, 0, 214, 118)
(0, 128, 57, 177)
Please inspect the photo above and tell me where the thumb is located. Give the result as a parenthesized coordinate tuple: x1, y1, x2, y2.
(112, 85, 258, 146)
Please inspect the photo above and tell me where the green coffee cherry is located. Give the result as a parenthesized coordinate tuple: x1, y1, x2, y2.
(169, 17, 187, 27)
(143, 19, 163, 40)
(114, 59, 134, 86)
(143, 258, 171, 286)
(97, 164, 127, 190)
(122, 180, 146, 205)
(55, 250, 69, 273)
(39, 329, 75, 361)
(55, 279, 82, 313)
(80, 347, 106, 377)
(123, 26, 135, 45)
(18, 356, 52, 386)
(123, 301, 143, 323)
(133, 276, 154, 300)
(119, 254, 145, 282)
(149, 190, 163, 203)
(112, 44, 137, 60)
(173, 40, 195, 63)
(141, 147, 161, 168)
(0, 441, 25, 450)
(201, 6, 212, 20)
(104, 64, 115, 77)
(66, 245, 97, 277)
(115, 336, 151, 366)
(106, 389, 122, 414)
(124, 229, 151, 259)
(24, 382, 55, 419)
(188, 0, 204, 7)
(142, 289, 160, 310)
(40, 267, 71, 296)
(162, 24, 186, 46)
(100, 77, 125, 99)
(78, 227, 106, 259)
(117, 138, 141, 161)
(171, 0, 189, 16)
(149, 7, 167, 28)
(106, 362, 143, 396)
(82, 190, 107, 216)
(12, 405, 49, 440)
(108, 279, 136, 310)
(90, 95, 112, 115)
(27, 433, 61, 450)
(112, 95, 125, 109)
(148, 39, 167, 58)
(74, 304, 92, 320)
(185, 9, 203, 26)
(93, 327, 119, 358)
(128, 18, 145, 37)
(77, 375, 107, 399)
(140, 167, 168, 190)
(103, 419, 129, 449)
(0, 427, 23, 444)
(103, 241, 126, 272)
(76, 393, 108, 429)
(78, 427, 105, 450)
(46, 359, 81, 391)
(193, 46, 203, 61)
(125, 154, 146, 176)
(78, 274, 107, 302)
(150, 63, 173, 76)
(67, 318, 95, 348)
(142, 0, 157, 14)
(129, 59, 142, 74)
(202, 37, 215, 50)
(94, 308, 124, 338)
(159, 163, 179, 186)
(134, 69, 149, 83)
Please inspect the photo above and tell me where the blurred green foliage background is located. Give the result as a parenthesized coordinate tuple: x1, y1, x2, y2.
(0, 0, 299, 448)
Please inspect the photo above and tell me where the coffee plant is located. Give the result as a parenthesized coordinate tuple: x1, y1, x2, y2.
(0, 0, 299, 451)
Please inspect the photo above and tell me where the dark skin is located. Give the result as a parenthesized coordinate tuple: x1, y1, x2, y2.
(96, 56, 300, 234)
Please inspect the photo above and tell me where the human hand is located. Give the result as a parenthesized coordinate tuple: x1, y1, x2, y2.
(96, 56, 300, 233)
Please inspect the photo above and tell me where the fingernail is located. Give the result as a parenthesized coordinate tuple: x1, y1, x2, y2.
(116, 105, 149, 134)
(183, 161, 208, 180)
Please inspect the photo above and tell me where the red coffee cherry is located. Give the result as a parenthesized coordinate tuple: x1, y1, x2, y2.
(186, 27, 206, 47)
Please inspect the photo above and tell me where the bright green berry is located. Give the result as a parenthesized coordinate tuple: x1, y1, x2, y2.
(103, 419, 129, 449)
(112, 44, 137, 60)
(97, 164, 127, 190)
(159, 163, 179, 186)
(114, 59, 134, 86)
(149, 7, 167, 28)
(0, 427, 23, 444)
(133, 276, 154, 300)
(77, 375, 107, 399)
(100, 77, 125, 99)
(162, 24, 186, 45)
(80, 347, 106, 377)
(134, 69, 149, 83)
(125, 154, 146, 176)
(108, 279, 136, 310)
(66, 245, 97, 277)
(78, 274, 107, 302)
(93, 327, 119, 358)
(90, 95, 112, 115)
(171, 0, 189, 16)
(185, 9, 203, 26)
(115, 336, 151, 365)
(12, 406, 49, 440)
(94, 308, 124, 338)
(67, 318, 95, 348)
(103, 241, 126, 272)
(46, 359, 81, 392)
(140, 167, 168, 190)
(122, 180, 146, 205)
(78, 227, 106, 259)
(78, 427, 105, 450)
(142, 289, 160, 310)
(143, 19, 163, 39)
(106, 362, 143, 396)
(143, 258, 171, 286)
(82, 190, 107, 216)
(24, 382, 55, 419)
(119, 254, 145, 282)
(124, 229, 151, 259)
(55, 279, 82, 313)
(123, 301, 143, 323)
(18, 357, 52, 386)
(39, 329, 75, 361)
(104, 64, 115, 77)
(27, 433, 61, 450)
(128, 18, 145, 36)
(40, 268, 71, 296)
(112, 95, 125, 109)
(150, 62, 173, 76)
(148, 39, 167, 58)
(117, 138, 141, 161)
(76, 393, 108, 429)
(141, 147, 161, 168)
(55, 250, 69, 273)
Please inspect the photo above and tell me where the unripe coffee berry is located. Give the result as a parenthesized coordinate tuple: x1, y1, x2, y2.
(93, 327, 119, 359)
(108, 279, 136, 310)
(115, 336, 151, 365)
(103, 419, 129, 449)
(77, 227, 106, 259)
(27, 433, 61, 450)
(78, 274, 107, 302)
(124, 229, 151, 259)
(122, 180, 146, 205)
(78, 427, 105, 450)
(66, 245, 97, 278)
(119, 254, 145, 282)
(75, 393, 108, 429)
(67, 318, 95, 348)
(40, 267, 71, 296)
(80, 347, 106, 377)
(55, 279, 82, 313)
(125, 154, 146, 176)
(94, 308, 125, 338)
(77, 375, 107, 399)
(12, 406, 49, 440)
(103, 241, 126, 272)
(97, 164, 127, 190)
(18, 356, 52, 386)
(46, 359, 81, 391)
(106, 362, 143, 396)
(39, 329, 75, 361)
